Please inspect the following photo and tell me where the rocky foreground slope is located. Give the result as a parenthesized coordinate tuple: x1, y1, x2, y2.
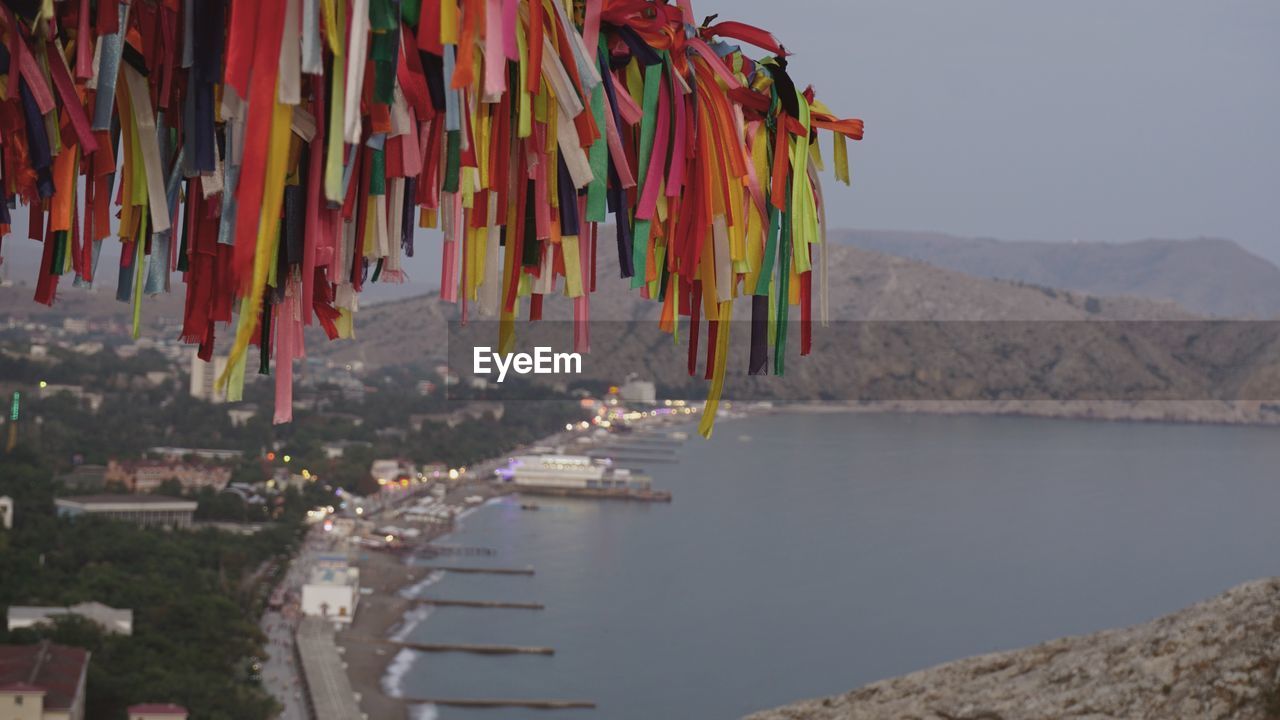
(746, 578, 1280, 720)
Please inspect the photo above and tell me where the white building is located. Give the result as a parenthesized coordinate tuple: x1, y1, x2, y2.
(503, 455, 652, 492)
(7, 602, 134, 635)
(300, 564, 360, 624)
(55, 495, 198, 529)
(370, 459, 415, 486)
(189, 352, 229, 404)
(619, 378, 657, 405)
(0, 495, 11, 529)
(226, 406, 257, 427)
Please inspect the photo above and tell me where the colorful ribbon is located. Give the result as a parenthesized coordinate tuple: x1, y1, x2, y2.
(0, 0, 863, 437)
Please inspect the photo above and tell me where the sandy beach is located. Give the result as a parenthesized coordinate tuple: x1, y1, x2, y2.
(334, 478, 512, 719)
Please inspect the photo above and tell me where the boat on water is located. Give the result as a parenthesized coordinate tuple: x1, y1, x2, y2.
(498, 454, 672, 502)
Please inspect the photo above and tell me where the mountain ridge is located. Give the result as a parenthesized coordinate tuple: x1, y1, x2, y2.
(830, 229, 1280, 318)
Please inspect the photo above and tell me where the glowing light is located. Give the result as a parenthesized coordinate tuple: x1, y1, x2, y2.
(302, 469, 312, 479)
(283, 455, 292, 463)
(448, 469, 460, 480)
(266, 452, 276, 461)
(565, 424, 574, 431)
(355, 507, 364, 515)
(385, 534, 394, 542)
(38, 381, 47, 388)
(9, 392, 19, 422)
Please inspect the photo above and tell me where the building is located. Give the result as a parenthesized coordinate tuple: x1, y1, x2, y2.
(104, 460, 230, 493)
(0, 496, 11, 530)
(268, 469, 311, 492)
(143, 371, 172, 387)
(127, 704, 188, 720)
(35, 385, 102, 414)
(189, 352, 229, 404)
(60, 319, 88, 335)
(146, 447, 243, 462)
(409, 401, 505, 431)
(0, 641, 89, 720)
(619, 378, 657, 405)
(369, 459, 415, 486)
(320, 440, 371, 459)
(50, 466, 106, 493)
(300, 563, 360, 624)
(226, 406, 257, 427)
(7, 603, 133, 636)
(54, 496, 198, 529)
(501, 455, 653, 492)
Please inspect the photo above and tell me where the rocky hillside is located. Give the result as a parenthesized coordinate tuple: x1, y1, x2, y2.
(832, 230, 1280, 319)
(313, 239, 1194, 370)
(307, 242, 1280, 411)
(745, 578, 1280, 720)
(13, 240, 1280, 416)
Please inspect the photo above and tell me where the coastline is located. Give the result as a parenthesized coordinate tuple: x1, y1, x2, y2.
(335, 480, 510, 720)
(324, 403, 1280, 719)
(329, 400, 1280, 718)
(780, 399, 1280, 426)
(334, 414, 696, 718)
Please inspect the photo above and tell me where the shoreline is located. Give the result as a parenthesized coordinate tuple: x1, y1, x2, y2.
(334, 414, 697, 718)
(331, 400, 1280, 718)
(335, 480, 511, 720)
(777, 398, 1280, 427)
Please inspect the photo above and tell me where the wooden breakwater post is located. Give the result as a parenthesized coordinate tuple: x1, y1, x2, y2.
(420, 544, 496, 557)
(404, 698, 595, 709)
(396, 641, 554, 656)
(414, 598, 545, 610)
(418, 565, 534, 576)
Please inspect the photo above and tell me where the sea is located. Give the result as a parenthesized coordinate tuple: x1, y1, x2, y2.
(392, 411, 1280, 719)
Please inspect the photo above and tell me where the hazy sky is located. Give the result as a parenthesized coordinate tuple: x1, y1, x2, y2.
(763, 0, 1280, 255)
(2, 1, 1277, 291)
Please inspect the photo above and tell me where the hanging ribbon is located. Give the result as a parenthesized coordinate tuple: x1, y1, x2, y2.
(0, 0, 862, 436)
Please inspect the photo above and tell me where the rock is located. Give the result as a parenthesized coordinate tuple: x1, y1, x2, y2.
(745, 579, 1280, 720)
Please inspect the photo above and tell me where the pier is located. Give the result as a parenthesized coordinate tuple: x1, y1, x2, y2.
(420, 544, 496, 557)
(404, 697, 595, 709)
(396, 641, 555, 656)
(418, 565, 534, 575)
(414, 598, 545, 610)
(518, 486, 673, 502)
(589, 452, 678, 464)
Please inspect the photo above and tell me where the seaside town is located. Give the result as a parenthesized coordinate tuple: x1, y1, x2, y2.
(0, 309, 708, 718)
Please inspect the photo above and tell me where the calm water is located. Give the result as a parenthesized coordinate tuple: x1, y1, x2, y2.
(396, 412, 1280, 720)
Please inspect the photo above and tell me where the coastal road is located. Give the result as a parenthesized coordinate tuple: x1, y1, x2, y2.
(261, 607, 306, 720)
(260, 531, 326, 720)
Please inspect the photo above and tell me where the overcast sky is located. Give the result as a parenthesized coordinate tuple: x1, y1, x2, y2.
(3, 1, 1278, 292)
(774, 0, 1280, 253)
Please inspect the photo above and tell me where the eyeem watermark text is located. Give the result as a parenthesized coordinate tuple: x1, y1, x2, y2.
(473, 346, 583, 382)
